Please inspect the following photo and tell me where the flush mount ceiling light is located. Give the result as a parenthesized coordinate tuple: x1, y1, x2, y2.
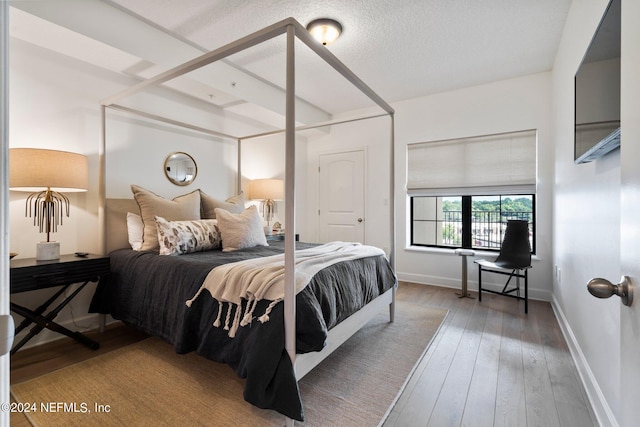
(306, 18, 342, 46)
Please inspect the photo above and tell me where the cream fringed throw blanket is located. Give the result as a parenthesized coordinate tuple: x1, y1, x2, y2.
(185, 241, 385, 337)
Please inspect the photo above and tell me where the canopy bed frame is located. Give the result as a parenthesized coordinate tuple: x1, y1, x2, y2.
(98, 17, 395, 424)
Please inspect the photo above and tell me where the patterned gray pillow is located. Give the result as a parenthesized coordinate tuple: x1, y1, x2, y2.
(155, 216, 221, 256)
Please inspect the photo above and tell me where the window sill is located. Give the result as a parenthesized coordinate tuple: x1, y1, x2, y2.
(404, 245, 540, 262)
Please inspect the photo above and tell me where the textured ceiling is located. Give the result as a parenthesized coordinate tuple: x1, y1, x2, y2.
(108, 0, 573, 112)
(9, 0, 573, 129)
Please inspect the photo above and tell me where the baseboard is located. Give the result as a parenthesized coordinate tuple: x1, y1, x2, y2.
(398, 272, 462, 289)
(551, 295, 618, 427)
(397, 272, 551, 301)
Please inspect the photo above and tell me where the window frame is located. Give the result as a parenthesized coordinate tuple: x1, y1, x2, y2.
(410, 194, 536, 254)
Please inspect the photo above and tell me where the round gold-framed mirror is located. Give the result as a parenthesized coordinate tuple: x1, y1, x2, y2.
(164, 152, 197, 186)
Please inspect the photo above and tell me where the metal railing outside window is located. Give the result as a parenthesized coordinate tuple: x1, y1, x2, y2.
(410, 195, 535, 252)
(443, 210, 533, 249)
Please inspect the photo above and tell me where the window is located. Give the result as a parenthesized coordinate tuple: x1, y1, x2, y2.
(407, 130, 536, 252)
(411, 195, 535, 252)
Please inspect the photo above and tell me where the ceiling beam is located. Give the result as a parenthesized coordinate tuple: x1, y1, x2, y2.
(10, 0, 330, 125)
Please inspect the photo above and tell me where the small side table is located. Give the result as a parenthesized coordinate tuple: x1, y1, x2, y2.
(9, 254, 110, 355)
(454, 249, 475, 299)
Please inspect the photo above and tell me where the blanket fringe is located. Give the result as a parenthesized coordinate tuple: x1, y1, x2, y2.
(229, 304, 242, 338)
(213, 302, 223, 327)
(210, 300, 262, 338)
(223, 302, 233, 331)
(258, 298, 282, 324)
(185, 286, 205, 308)
(241, 297, 258, 327)
(203, 296, 282, 337)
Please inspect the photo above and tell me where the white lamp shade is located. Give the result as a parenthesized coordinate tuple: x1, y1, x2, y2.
(250, 179, 284, 201)
(9, 148, 88, 192)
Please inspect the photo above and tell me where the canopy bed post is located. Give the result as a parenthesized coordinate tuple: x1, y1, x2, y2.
(98, 104, 108, 332)
(99, 105, 107, 256)
(284, 21, 297, 370)
(237, 138, 242, 195)
(284, 22, 297, 427)
(389, 112, 396, 322)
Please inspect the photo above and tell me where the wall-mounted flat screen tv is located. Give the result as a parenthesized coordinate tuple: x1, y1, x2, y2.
(574, 0, 620, 164)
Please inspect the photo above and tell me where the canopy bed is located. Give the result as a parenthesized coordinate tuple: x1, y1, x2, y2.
(93, 18, 395, 423)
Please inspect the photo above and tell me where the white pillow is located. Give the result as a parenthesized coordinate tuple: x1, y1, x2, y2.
(154, 216, 221, 256)
(126, 212, 144, 251)
(214, 205, 268, 252)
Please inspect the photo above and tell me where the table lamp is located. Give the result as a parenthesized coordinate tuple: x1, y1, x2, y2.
(9, 148, 88, 260)
(250, 178, 284, 235)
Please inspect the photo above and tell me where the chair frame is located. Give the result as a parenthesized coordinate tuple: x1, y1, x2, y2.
(477, 261, 530, 313)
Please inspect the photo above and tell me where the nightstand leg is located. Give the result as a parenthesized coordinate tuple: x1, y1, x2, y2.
(13, 285, 68, 334)
(10, 280, 100, 355)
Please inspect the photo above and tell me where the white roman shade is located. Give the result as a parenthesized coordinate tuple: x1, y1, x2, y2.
(407, 129, 537, 196)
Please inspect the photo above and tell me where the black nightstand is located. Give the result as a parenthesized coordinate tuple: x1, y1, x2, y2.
(9, 253, 110, 355)
(266, 233, 299, 242)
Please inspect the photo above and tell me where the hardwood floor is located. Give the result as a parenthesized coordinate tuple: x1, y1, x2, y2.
(9, 282, 596, 427)
(384, 282, 597, 427)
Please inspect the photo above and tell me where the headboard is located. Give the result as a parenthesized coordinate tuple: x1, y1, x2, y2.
(106, 198, 139, 254)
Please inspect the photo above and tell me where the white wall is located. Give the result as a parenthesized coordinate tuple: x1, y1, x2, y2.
(105, 114, 238, 200)
(551, 0, 621, 424)
(393, 73, 554, 300)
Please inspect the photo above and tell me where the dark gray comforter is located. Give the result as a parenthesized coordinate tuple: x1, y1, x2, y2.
(89, 241, 397, 421)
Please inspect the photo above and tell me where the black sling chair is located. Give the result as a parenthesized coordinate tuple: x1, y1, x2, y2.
(474, 220, 532, 313)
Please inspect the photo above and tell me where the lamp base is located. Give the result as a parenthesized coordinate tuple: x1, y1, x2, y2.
(36, 241, 60, 261)
(264, 226, 273, 236)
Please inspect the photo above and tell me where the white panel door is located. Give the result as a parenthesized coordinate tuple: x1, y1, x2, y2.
(619, 0, 640, 424)
(319, 150, 365, 243)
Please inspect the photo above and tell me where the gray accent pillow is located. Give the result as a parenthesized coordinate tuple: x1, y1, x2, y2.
(214, 205, 268, 252)
(200, 191, 245, 219)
